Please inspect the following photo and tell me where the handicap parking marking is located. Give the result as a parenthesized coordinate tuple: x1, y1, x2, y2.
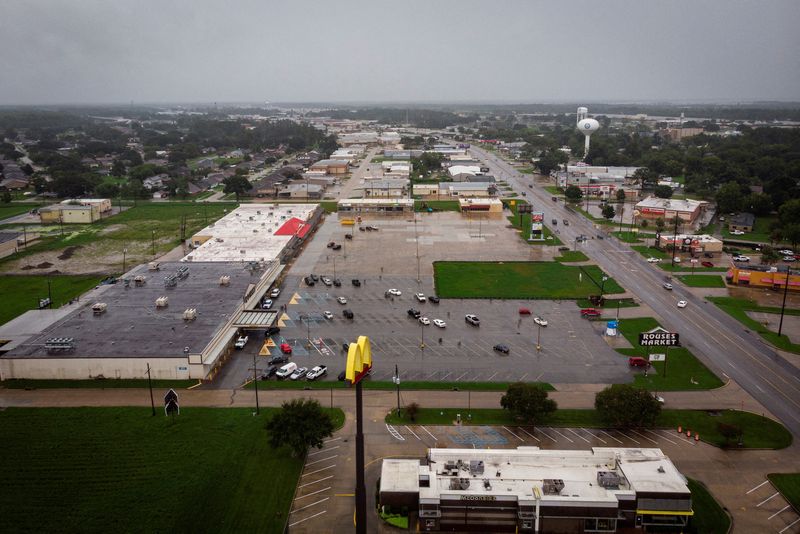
(386, 424, 405, 441)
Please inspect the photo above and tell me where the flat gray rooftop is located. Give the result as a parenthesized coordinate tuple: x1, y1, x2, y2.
(4, 262, 263, 359)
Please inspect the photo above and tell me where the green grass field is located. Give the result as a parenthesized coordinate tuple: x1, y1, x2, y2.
(433, 261, 624, 299)
(246, 380, 554, 391)
(768, 474, 800, 510)
(0, 203, 41, 221)
(575, 297, 639, 309)
(555, 250, 589, 262)
(616, 318, 724, 390)
(1, 378, 198, 389)
(611, 231, 656, 243)
(708, 297, 800, 354)
(505, 200, 563, 246)
(0, 274, 103, 326)
(0, 407, 344, 534)
(385, 408, 789, 448)
(414, 200, 461, 212)
(676, 274, 727, 288)
(720, 215, 778, 243)
(687, 479, 731, 534)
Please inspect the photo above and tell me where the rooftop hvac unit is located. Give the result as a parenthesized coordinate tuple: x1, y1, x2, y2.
(240, 249, 246, 254)
(469, 461, 484, 475)
(542, 479, 565, 495)
(148, 262, 160, 271)
(45, 337, 76, 352)
(91, 302, 107, 315)
(257, 210, 261, 214)
(253, 229, 258, 233)
(219, 275, 230, 286)
(134, 275, 146, 286)
(249, 216, 254, 221)
(449, 478, 470, 490)
(597, 471, 621, 489)
(155, 296, 169, 308)
(183, 308, 197, 321)
(215, 237, 224, 242)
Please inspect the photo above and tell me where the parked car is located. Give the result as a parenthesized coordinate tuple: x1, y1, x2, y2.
(558, 246, 570, 252)
(265, 326, 280, 337)
(628, 357, 650, 368)
(647, 257, 660, 263)
(304, 276, 315, 286)
(322, 277, 333, 286)
(580, 308, 601, 317)
(415, 293, 427, 302)
(290, 367, 308, 380)
(672, 257, 681, 263)
(534, 317, 548, 327)
(733, 255, 751, 262)
(465, 314, 480, 326)
(563, 219, 569, 226)
(551, 196, 558, 202)
(551, 219, 558, 225)
(268, 354, 289, 365)
(344, 234, 353, 240)
(343, 309, 354, 319)
(332, 244, 342, 250)
(519, 307, 531, 315)
(337, 296, 347, 305)
(783, 256, 796, 262)
(279, 343, 293, 355)
(731, 230, 745, 236)
(270, 287, 281, 298)
(352, 279, 361, 287)
(387, 288, 402, 296)
(261, 366, 278, 380)
(276, 362, 298, 379)
(428, 296, 440, 304)
(433, 319, 446, 328)
(234, 335, 248, 349)
(408, 308, 421, 319)
(779, 249, 795, 256)
(701, 261, 714, 268)
(493, 344, 510, 354)
(323, 311, 333, 320)
(366, 225, 379, 231)
(333, 278, 342, 287)
(307, 365, 328, 381)
(419, 316, 430, 326)
(310, 274, 319, 281)
(261, 299, 273, 309)
(327, 241, 336, 248)
(677, 300, 688, 308)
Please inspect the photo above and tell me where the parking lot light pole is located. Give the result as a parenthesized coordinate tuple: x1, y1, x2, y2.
(393, 364, 401, 416)
(778, 267, 791, 336)
(600, 276, 609, 299)
(122, 248, 128, 274)
(536, 323, 541, 351)
(253, 350, 260, 415)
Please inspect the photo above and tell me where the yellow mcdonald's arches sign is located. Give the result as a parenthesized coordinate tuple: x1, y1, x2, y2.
(345, 335, 372, 385)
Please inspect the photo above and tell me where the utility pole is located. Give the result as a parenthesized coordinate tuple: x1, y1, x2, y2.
(146, 363, 155, 416)
(415, 214, 421, 283)
(253, 350, 260, 415)
(122, 248, 128, 273)
(670, 216, 680, 266)
(151, 230, 155, 256)
(778, 267, 792, 336)
(393, 364, 401, 416)
(536, 323, 541, 352)
(47, 278, 52, 308)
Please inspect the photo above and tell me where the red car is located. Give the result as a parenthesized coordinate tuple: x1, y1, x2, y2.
(280, 343, 292, 355)
(628, 357, 651, 368)
(580, 308, 601, 317)
(701, 261, 714, 268)
(518, 307, 531, 315)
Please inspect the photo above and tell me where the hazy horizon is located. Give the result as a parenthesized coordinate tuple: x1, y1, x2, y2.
(2, 0, 799, 106)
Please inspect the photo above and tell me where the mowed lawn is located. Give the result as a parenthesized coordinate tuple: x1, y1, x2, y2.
(434, 261, 624, 299)
(768, 473, 800, 510)
(0, 274, 102, 326)
(676, 274, 727, 288)
(0, 407, 342, 534)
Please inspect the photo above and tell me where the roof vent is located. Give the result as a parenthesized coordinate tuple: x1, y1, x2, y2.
(155, 296, 169, 308)
(597, 471, 621, 489)
(542, 479, 565, 495)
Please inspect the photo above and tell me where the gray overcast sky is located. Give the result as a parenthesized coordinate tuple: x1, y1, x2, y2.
(2, 0, 799, 105)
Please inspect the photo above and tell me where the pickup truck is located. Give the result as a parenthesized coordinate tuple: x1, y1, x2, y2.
(234, 335, 249, 349)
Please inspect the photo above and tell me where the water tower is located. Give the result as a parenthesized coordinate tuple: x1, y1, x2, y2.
(576, 107, 600, 159)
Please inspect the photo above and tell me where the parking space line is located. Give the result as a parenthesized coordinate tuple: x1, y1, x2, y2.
(768, 505, 791, 520)
(629, 429, 659, 445)
(566, 428, 591, 443)
(440, 371, 452, 380)
(291, 497, 329, 515)
(779, 517, 800, 533)
(518, 372, 528, 381)
(519, 427, 540, 442)
(652, 430, 678, 445)
(548, 428, 574, 443)
(299, 475, 334, 488)
(419, 426, 438, 441)
(404, 426, 421, 440)
(756, 492, 780, 507)
(487, 371, 499, 380)
(302, 465, 336, 478)
(581, 429, 607, 444)
(324, 437, 341, 444)
(612, 430, 639, 445)
(746, 480, 770, 494)
(454, 371, 469, 381)
(537, 428, 558, 441)
(288, 510, 327, 527)
(502, 426, 525, 442)
(306, 455, 338, 467)
(295, 487, 331, 500)
(598, 430, 623, 444)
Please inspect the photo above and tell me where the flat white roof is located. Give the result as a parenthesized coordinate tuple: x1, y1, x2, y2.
(660, 233, 721, 244)
(338, 198, 413, 206)
(381, 459, 421, 493)
(636, 196, 704, 212)
(185, 204, 317, 263)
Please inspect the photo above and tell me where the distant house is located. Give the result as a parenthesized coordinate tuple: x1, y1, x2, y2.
(199, 172, 226, 189)
(195, 158, 216, 169)
(729, 213, 755, 233)
(278, 183, 323, 200)
(0, 177, 29, 190)
(310, 159, 349, 175)
(252, 172, 291, 197)
(142, 174, 168, 190)
(295, 151, 322, 166)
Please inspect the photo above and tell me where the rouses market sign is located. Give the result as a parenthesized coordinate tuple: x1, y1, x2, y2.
(638, 331, 680, 346)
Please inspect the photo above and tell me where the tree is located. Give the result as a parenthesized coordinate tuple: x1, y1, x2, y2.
(717, 422, 743, 448)
(715, 182, 744, 214)
(535, 149, 567, 176)
(759, 245, 781, 265)
(594, 384, 661, 428)
(654, 185, 673, 199)
(500, 383, 557, 427)
(405, 402, 420, 423)
(615, 189, 626, 204)
(778, 199, 800, 227)
(564, 185, 583, 202)
(111, 159, 126, 177)
(781, 223, 800, 249)
(94, 182, 120, 198)
(223, 175, 252, 201)
(265, 399, 335, 457)
(1, 191, 11, 204)
(601, 203, 616, 220)
(632, 168, 658, 190)
(655, 218, 665, 233)
(745, 193, 773, 216)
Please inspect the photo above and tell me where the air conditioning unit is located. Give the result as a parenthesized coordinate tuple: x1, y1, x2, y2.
(91, 302, 107, 315)
(183, 308, 197, 321)
(219, 275, 230, 286)
(155, 296, 169, 308)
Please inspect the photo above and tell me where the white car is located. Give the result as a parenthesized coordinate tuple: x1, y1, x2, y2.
(433, 319, 446, 328)
(419, 316, 430, 326)
(672, 257, 681, 263)
(323, 311, 333, 320)
(306, 365, 327, 381)
(261, 299, 273, 309)
(733, 255, 751, 262)
(677, 300, 687, 308)
(337, 296, 347, 305)
(290, 367, 308, 380)
(653, 394, 665, 404)
(663, 283, 673, 290)
(322, 277, 333, 286)
(387, 288, 402, 296)
(534, 317, 548, 327)
(415, 293, 427, 302)
(779, 249, 794, 256)
(234, 335, 248, 349)
(270, 288, 281, 298)
(646, 257, 660, 263)
(731, 230, 745, 236)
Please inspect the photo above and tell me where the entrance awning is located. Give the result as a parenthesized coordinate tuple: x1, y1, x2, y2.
(232, 310, 278, 329)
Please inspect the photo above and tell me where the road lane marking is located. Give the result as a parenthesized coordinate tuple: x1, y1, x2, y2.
(502, 426, 525, 441)
(288, 510, 327, 527)
(306, 455, 338, 467)
(295, 487, 331, 500)
(768, 505, 791, 520)
(299, 475, 333, 488)
(746, 480, 770, 494)
(756, 492, 780, 507)
(404, 426, 421, 440)
(290, 497, 329, 515)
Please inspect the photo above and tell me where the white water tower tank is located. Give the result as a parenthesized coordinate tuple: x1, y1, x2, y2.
(577, 116, 600, 159)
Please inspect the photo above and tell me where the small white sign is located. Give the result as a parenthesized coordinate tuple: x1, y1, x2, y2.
(649, 353, 666, 362)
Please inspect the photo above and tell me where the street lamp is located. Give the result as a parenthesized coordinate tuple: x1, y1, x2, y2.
(536, 323, 542, 352)
(151, 230, 155, 256)
(392, 364, 401, 416)
(600, 275, 609, 299)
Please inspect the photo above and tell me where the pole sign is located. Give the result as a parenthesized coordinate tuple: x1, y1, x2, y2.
(638, 332, 680, 346)
(164, 389, 179, 416)
(345, 336, 373, 386)
(529, 211, 544, 241)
